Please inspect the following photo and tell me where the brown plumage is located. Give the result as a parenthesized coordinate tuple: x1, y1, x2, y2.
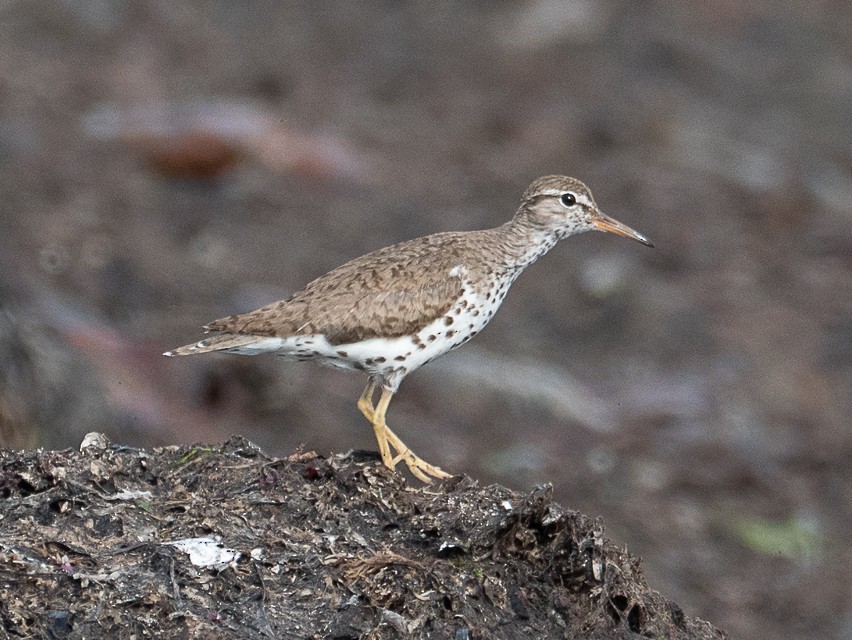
(165, 176, 653, 482)
(204, 233, 474, 345)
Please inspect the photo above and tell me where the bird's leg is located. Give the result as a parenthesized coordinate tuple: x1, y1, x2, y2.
(356, 379, 377, 422)
(371, 386, 451, 483)
(357, 379, 394, 464)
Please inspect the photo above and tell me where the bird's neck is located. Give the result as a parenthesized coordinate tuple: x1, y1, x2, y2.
(492, 214, 561, 271)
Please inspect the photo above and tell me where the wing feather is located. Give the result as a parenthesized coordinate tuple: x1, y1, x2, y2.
(205, 233, 470, 345)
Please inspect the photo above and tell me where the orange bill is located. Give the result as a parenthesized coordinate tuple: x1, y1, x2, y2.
(591, 213, 654, 247)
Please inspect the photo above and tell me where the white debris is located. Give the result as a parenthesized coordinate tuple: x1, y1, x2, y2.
(167, 537, 241, 569)
(80, 432, 109, 452)
(105, 489, 153, 502)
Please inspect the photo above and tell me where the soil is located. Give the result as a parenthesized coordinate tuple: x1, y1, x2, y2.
(0, 436, 724, 639)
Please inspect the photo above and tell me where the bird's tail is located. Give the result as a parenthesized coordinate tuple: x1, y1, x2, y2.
(163, 333, 263, 356)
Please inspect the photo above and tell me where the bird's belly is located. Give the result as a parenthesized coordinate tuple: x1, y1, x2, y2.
(254, 284, 504, 385)
(273, 301, 491, 373)
(264, 333, 440, 376)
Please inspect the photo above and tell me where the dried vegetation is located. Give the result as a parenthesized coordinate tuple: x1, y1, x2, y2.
(0, 436, 725, 638)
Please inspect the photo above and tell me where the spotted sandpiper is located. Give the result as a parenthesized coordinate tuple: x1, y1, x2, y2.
(165, 176, 653, 482)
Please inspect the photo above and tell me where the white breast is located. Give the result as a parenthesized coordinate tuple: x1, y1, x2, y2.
(221, 269, 517, 392)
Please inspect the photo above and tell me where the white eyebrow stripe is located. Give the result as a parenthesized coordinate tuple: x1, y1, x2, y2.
(539, 189, 594, 207)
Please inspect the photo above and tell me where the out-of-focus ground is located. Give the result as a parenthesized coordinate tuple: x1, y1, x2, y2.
(0, 2, 849, 638)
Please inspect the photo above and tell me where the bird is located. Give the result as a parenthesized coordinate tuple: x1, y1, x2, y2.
(165, 176, 653, 482)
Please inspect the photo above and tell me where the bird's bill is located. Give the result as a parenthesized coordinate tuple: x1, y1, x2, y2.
(591, 213, 654, 248)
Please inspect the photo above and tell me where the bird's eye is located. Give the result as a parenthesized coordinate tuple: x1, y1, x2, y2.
(560, 192, 577, 207)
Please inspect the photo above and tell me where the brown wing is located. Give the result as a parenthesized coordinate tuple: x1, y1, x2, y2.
(204, 232, 469, 345)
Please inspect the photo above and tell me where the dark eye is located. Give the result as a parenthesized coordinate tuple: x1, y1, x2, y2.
(560, 192, 576, 207)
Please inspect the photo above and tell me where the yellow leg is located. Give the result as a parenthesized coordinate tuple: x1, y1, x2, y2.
(357, 379, 377, 422)
(368, 386, 452, 484)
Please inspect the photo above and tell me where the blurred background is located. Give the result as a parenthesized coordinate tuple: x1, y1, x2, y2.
(1, 1, 850, 637)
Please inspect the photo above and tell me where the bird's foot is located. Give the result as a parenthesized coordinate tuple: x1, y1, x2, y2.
(366, 384, 452, 483)
(383, 430, 451, 484)
(393, 450, 452, 484)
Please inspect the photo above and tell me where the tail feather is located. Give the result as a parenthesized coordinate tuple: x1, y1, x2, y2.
(163, 333, 264, 356)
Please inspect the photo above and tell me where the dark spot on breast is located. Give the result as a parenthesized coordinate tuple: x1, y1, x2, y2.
(473, 310, 480, 316)
(447, 330, 456, 338)
(395, 355, 407, 361)
(337, 350, 348, 358)
(444, 317, 454, 326)
(428, 335, 437, 342)
(375, 356, 386, 363)
(471, 330, 478, 337)
(364, 358, 374, 365)
(417, 343, 426, 350)
(353, 363, 366, 371)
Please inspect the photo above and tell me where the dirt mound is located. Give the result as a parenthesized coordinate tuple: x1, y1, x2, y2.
(0, 436, 725, 638)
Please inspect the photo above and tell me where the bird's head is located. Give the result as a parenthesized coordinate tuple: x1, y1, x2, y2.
(517, 175, 654, 247)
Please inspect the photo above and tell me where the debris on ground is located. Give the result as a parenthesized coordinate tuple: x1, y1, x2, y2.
(0, 435, 725, 639)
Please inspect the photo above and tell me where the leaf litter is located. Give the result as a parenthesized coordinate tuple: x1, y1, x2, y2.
(0, 435, 726, 639)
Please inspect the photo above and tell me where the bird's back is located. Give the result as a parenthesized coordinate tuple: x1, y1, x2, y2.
(205, 229, 499, 345)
